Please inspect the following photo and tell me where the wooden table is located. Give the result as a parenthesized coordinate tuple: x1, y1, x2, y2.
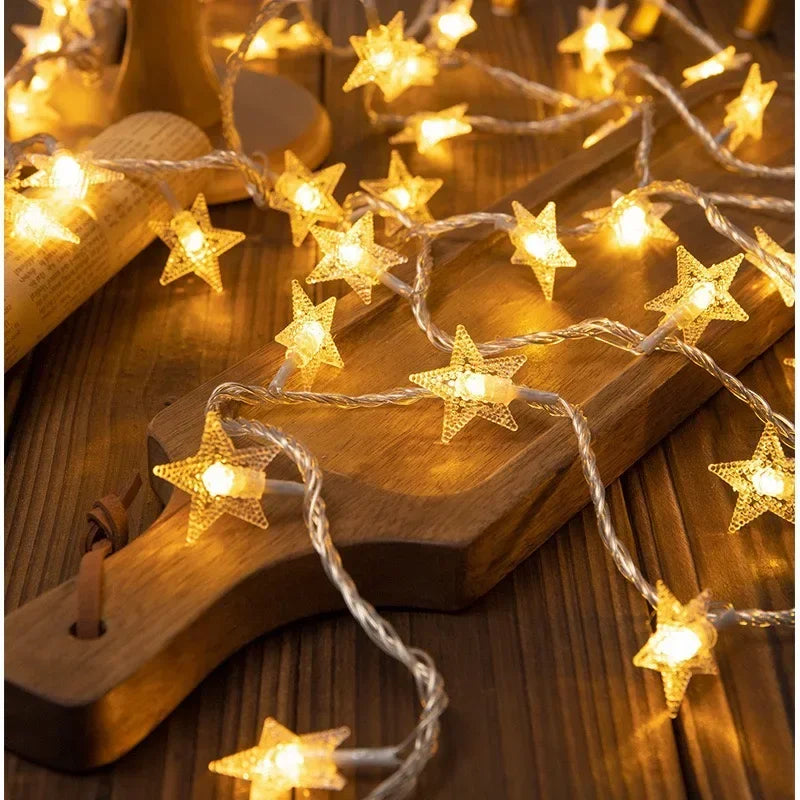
(5, 1, 794, 797)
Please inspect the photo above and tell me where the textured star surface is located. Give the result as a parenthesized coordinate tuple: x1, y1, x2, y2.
(269, 150, 345, 246)
(708, 423, 795, 532)
(723, 62, 777, 151)
(409, 324, 526, 444)
(210, 717, 349, 800)
(430, 0, 477, 51)
(681, 46, 750, 87)
(307, 212, 407, 304)
(343, 11, 437, 101)
(509, 200, 576, 300)
(644, 246, 748, 346)
(5, 186, 80, 246)
(633, 581, 718, 718)
(583, 189, 678, 246)
(557, 4, 632, 72)
(274, 281, 343, 388)
(389, 103, 472, 153)
(153, 410, 280, 544)
(360, 149, 442, 233)
(150, 194, 245, 292)
(24, 148, 124, 199)
(744, 226, 795, 306)
(35, 0, 94, 38)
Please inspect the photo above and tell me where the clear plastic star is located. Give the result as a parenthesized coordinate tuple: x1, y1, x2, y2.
(508, 200, 576, 300)
(274, 280, 343, 388)
(343, 11, 438, 102)
(708, 422, 795, 532)
(429, 0, 477, 51)
(283, 19, 331, 50)
(723, 62, 777, 152)
(209, 718, 350, 800)
(5, 186, 80, 246)
(389, 103, 472, 154)
(744, 226, 795, 306)
(307, 212, 407, 304)
(34, 0, 94, 39)
(633, 581, 718, 718)
(359, 149, 443, 234)
(681, 46, 750, 87)
(269, 150, 345, 246)
(644, 246, 748, 346)
(583, 189, 678, 247)
(149, 193, 245, 293)
(557, 4, 632, 73)
(153, 410, 280, 544)
(409, 324, 526, 444)
(23, 148, 124, 200)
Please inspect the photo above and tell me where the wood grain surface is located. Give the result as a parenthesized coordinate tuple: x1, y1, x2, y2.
(4, 1, 794, 798)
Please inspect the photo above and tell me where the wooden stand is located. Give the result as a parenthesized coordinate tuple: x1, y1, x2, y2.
(4, 76, 794, 771)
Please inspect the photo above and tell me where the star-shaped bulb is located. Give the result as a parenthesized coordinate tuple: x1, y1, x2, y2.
(5, 187, 79, 246)
(557, 4, 632, 73)
(681, 46, 750, 87)
(429, 0, 477, 51)
(12, 23, 62, 57)
(709, 422, 795, 532)
(274, 281, 343, 388)
(633, 581, 718, 718)
(360, 150, 443, 233)
(409, 324, 526, 443)
(149, 194, 245, 292)
(744, 226, 795, 307)
(307, 212, 407, 304)
(34, 0, 94, 38)
(389, 103, 472, 154)
(723, 63, 777, 152)
(153, 410, 280, 543)
(269, 150, 345, 246)
(343, 12, 438, 102)
(583, 189, 678, 248)
(644, 246, 748, 346)
(23, 148, 124, 201)
(209, 717, 350, 799)
(508, 200, 576, 300)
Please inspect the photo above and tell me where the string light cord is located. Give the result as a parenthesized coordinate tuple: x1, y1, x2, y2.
(644, 0, 726, 55)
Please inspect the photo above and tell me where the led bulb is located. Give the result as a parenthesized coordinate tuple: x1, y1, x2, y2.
(172, 210, 211, 258)
(584, 22, 609, 52)
(389, 104, 472, 154)
(452, 371, 517, 405)
(523, 232, 556, 260)
(370, 48, 394, 70)
(649, 624, 703, 666)
(751, 466, 786, 498)
(201, 461, 266, 499)
(338, 242, 366, 268)
(293, 182, 323, 212)
(557, 4, 632, 73)
(613, 204, 648, 247)
(50, 152, 86, 196)
(438, 12, 473, 39)
(291, 319, 327, 365)
(430, 0, 478, 51)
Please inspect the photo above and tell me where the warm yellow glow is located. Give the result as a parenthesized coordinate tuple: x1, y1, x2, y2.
(584, 189, 678, 247)
(24, 148, 124, 200)
(272, 743, 305, 782)
(686, 280, 716, 312)
(173, 211, 210, 257)
(293, 319, 327, 362)
(201, 462, 236, 497)
(438, 11, 473, 39)
(723, 63, 777, 151)
(390, 104, 473, 154)
(751, 466, 786, 498)
(744, 226, 795, 306)
(283, 20, 330, 50)
(649, 624, 702, 666)
(557, 4, 632, 73)
(370, 47, 394, 70)
(584, 22, 609, 53)
(582, 108, 633, 148)
(681, 47, 749, 87)
(452, 371, 517, 405)
(430, 0, 478, 51)
(201, 461, 266, 499)
(386, 186, 412, 209)
(50, 152, 85, 193)
(6, 188, 79, 246)
(523, 231, 557, 260)
(338, 242, 366, 269)
(614, 204, 648, 247)
(293, 182, 323, 212)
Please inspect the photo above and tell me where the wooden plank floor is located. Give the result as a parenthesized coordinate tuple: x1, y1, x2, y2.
(5, 1, 794, 798)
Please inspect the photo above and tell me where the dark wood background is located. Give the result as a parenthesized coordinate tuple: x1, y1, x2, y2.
(5, 1, 794, 798)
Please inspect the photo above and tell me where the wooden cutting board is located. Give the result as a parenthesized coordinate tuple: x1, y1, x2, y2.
(5, 74, 794, 771)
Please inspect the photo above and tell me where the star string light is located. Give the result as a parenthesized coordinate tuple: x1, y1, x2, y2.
(644, 246, 748, 346)
(681, 46, 750, 87)
(149, 193, 245, 292)
(209, 717, 350, 800)
(359, 149, 443, 233)
(708, 422, 795, 532)
(508, 200, 576, 300)
(212, 18, 289, 60)
(389, 103, 472, 153)
(268, 150, 345, 246)
(633, 581, 718, 718)
(744, 226, 795, 306)
(723, 62, 777, 152)
(12, 23, 62, 57)
(23, 148, 124, 200)
(429, 0, 478, 52)
(583, 189, 678, 248)
(153, 410, 280, 544)
(283, 18, 331, 50)
(274, 281, 343, 388)
(409, 324, 526, 444)
(34, 0, 94, 39)
(343, 11, 438, 102)
(557, 3, 633, 73)
(5, 186, 80, 246)
(307, 211, 407, 304)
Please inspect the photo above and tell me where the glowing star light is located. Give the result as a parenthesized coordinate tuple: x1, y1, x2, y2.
(153, 410, 280, 544)
(583, 189, 678, 248)
(723, 62, 777, 152)
(212, 18, 288, 59)
(23, 148, 124, 200)
(5, 187, 79, 246)
(149, 193, 245, 292)
(35, 0, 94, 38)
(409, 324, 526, 444)
(360, 150, 443, 233)
(307, 212, 407, 304)
(633, 581, 718, 718)
(12, 24, 62, 57)
(269, 150, 345, 246)
(389, 104, 472, 154)
(275, 281, 343, 388)
(284, 19, 331, 50)
(429, 0, 477, 51)
(744, 226, 795, 306)
(557, 4, 632, 73)
(681, 46, 750, 87)
(644, 246, 748, 346)
(343, 11, 438, 102)
(209, 718, 350, 800)
(508, 200, 576, 300)
(709, 423, 795, 532)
